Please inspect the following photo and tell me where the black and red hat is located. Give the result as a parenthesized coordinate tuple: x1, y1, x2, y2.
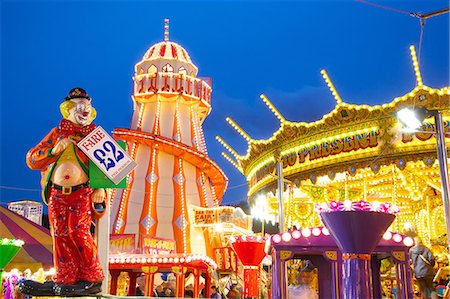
(64, 87, 91, 101)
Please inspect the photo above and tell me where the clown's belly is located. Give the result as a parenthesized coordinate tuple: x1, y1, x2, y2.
(51, 161, 89, 186)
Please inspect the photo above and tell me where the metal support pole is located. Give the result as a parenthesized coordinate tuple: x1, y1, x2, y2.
(434, 111, 450, 250)
(97, 195, 111, 294)
(276, 161, 285, 233)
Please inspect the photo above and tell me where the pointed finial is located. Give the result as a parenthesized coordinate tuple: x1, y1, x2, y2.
(226, 117, 252, 143)
(221, 152, 243, 173)
(216, 136, 240, 159)
(409, 45, 423, 86)
(260, 94, 286, 123)
(164, 19, 170, 42)
(321, 70, 343, 105)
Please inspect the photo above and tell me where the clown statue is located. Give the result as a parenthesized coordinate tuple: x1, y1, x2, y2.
(19, 88, 105, 296)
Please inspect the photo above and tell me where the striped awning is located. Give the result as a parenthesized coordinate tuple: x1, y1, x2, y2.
(0, 205, 53, 271)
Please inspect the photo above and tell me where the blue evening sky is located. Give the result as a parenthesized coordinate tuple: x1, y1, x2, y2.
(1, 0, 449, 208)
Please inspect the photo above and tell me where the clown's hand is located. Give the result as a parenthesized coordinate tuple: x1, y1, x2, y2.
(91, 188, 106, 203)
(51, 138, 74, 155)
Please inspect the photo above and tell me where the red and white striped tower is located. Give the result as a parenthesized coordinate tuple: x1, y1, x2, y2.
(111, 19, 228, 254)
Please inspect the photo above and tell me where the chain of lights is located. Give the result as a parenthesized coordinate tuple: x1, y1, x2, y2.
(190, 108, 200, 151)
(145, 148, 158, 233)
(153, 97, 161, 135)
(136, 102, 145, 131)
(109, 254, 217, 269)
(195, 110, 208, 155)
(409, 45, 423, 86)
(200, 171, 209, 208)
(210, 181, 219, 207)
(1, 238, 24, 246)
(114, 142, 139, 233)
(270, 227, 414, 247)
(315, 200, 400, 215)
(321, 69, 343, 105)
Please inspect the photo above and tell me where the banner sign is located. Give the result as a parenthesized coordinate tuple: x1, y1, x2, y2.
(78, 126, 137, 184)
(141, 235, 176, 255)
(194, 208, 217, 225)
(192, 207, 252, 230)
(109, 234, 136, 254)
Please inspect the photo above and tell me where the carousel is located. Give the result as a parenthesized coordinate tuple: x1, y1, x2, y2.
(218, 45, 449, 298)
(219, 45, 449, 246)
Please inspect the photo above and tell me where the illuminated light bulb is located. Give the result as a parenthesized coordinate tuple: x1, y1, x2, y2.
(158, 258, 163, 263)
(392, 234, 402, 243)
(302, 228, 312, 238)
(292, 230, 301, 239)
(312, 227, 321, 236)
(322, 227, 330, 235)
(383, 231, 392, 240)
(131, 258, 136, 264)
(343, 200, 352, 210)
(403, 237, 414, 247)
(371, 201, 380, 211)
(186, 257, 192, 263)
(169, 258, 174, 263)
(110, 258, 115, 264)
(180, 258, 185, 263)
(125, 258, 130, 263)
(272, 234, 282, 243)
(282, 232, 292, 242)
(115, 258, 120, 263)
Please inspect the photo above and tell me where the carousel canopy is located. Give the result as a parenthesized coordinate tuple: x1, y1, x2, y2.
(0, 205, 53, 271)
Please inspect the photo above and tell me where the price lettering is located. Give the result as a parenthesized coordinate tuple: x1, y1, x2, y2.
(93, 141, 124, 171)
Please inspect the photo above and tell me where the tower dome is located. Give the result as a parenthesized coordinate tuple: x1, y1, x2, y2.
(136, 41, 198, 77)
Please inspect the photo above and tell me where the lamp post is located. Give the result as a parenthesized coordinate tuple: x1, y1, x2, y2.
(397, 107, 450, 248)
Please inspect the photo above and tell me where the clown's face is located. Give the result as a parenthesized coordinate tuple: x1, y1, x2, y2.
(67, 98, 93, 126)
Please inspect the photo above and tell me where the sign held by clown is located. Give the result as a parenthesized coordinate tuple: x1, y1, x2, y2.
(78, 126, 136, 185)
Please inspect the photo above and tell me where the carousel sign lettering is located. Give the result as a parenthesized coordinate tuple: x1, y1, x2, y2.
(401, 121, 449, 143)
(251, 130, 380, 185)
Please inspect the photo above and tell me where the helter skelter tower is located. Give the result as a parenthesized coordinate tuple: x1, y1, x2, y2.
(111, 20, 228, 254)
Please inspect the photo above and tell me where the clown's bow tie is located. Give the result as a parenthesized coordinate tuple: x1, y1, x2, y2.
(59, 119, 96, 136)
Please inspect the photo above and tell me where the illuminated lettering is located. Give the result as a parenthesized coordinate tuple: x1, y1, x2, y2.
(321, 141, 331, 157)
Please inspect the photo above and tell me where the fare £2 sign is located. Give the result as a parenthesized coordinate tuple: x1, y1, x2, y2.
(78, 126, 137, 185)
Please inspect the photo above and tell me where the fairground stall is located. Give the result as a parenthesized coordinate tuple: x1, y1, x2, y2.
(108, 205, 253, 297)
(269, 226, 414, 299)
(217, 46, 449, 297)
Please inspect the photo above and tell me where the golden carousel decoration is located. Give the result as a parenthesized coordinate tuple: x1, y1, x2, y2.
(217, 45, 449, 246)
